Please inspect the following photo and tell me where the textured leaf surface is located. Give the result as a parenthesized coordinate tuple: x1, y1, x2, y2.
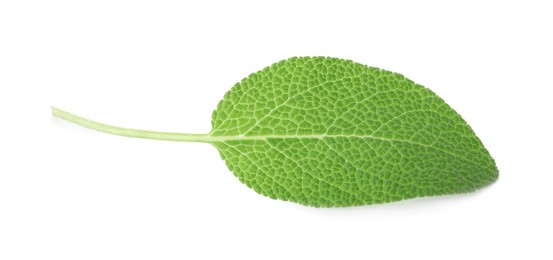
(210, 57, 497, 207)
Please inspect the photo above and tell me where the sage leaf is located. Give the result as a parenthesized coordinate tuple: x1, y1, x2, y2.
(53, 57, 498, 207)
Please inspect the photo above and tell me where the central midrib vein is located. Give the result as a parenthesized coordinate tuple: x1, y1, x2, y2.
(52, 107, 473, 165)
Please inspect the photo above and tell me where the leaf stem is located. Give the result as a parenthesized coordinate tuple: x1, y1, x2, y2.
(51, 107, 212, 143)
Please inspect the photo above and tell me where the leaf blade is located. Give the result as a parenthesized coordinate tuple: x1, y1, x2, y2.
(211, 57, 498, 207)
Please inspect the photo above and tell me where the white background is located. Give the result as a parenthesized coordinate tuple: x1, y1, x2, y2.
(1, 1, 552, 259)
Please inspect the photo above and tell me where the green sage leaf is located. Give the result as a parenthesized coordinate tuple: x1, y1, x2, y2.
(53, 57, 498, 207)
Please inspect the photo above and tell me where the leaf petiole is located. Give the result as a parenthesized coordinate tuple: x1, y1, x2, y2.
(51, 107, 212, 143)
